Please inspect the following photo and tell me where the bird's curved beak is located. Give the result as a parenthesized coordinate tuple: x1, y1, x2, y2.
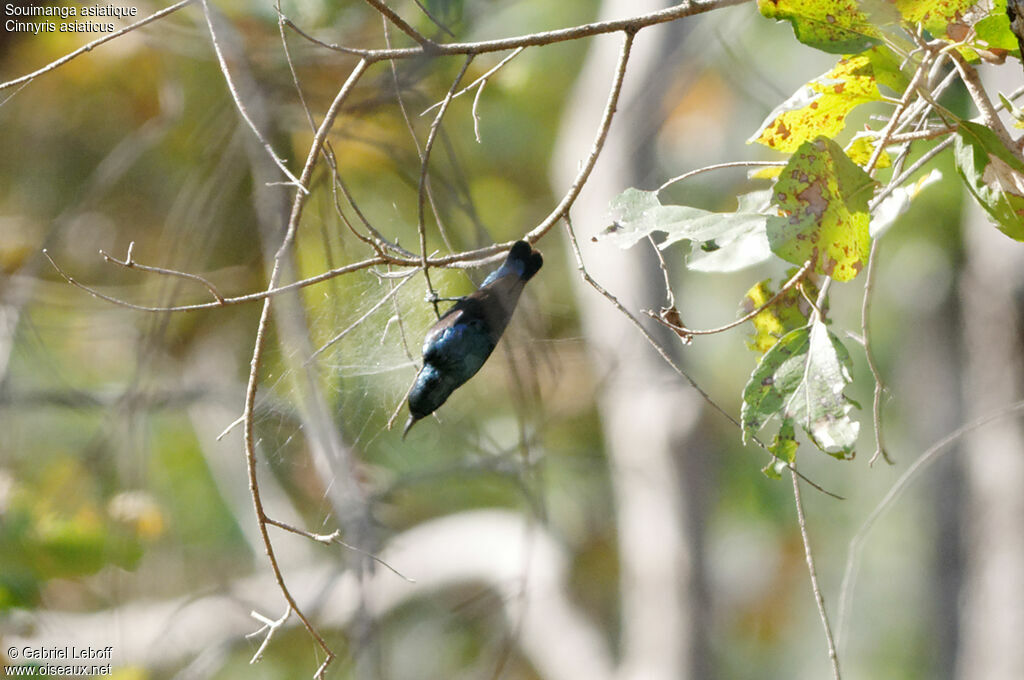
(402, 414, 419, 439)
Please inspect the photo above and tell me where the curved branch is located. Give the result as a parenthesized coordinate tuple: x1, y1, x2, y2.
(285, 0, 749, 61)
(527, 29, 636, 244)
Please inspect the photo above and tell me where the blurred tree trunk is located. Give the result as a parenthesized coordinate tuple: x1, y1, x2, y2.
(955, 61, 1024, 680)
(551, 3, 709, 679)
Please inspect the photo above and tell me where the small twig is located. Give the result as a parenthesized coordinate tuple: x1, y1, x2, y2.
(100, 241, 225, 303)
(410, 0, 456, 38)
(246, 606, 291, 664)
(648, 235, 675, 308)
(44, 248, 389, 313)
(657, 160, 786, 193)
(0, 0, 194, 92)
(860, 242, 891, 466)
(869, 136, 954, 210)
(949, 48, 1021, 159)
(471, 78, 487, 143)
(217, 414, 245, 441)
(362, 0, 437, 48)
(791, 466, 842, 680)
(865, 50, 933, 174)
(647, 260, 812, 339)
(882, 126, 954, 144)
(421, 47, 526, 116)
(416, 54, 475, 316)
(380, 15, 456, 263)
(264, 517, 416, 582)
(275, 1, 318, 131)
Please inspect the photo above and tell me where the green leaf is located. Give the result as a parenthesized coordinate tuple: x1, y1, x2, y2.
(763, 419, 799, 479)
(976, 0, 1022, 52)
(845, 132, 890, 168)
(758, 0, 882, 54)
(601, 188, 773, 272)
(954, 120, 1024, 240)
(895, 0, 978, 37)
(864, 45, 910, 94)
(768, 137, 876, 281)
(749, 53, 885, 153)
(742, 320, 859, 458)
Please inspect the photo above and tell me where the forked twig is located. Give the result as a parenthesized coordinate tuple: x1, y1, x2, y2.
(646, 260, 813, 340)
(100, 241, 225, 303)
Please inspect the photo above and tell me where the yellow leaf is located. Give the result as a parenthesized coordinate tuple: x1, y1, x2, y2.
(845, 133, 891, 168)
(749, 54, 882, 152)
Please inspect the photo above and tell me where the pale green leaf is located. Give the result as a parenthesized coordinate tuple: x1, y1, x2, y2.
(601, 188, 773, 272)
(954, 120, 1024, 240)
(742, 320, 859, 458)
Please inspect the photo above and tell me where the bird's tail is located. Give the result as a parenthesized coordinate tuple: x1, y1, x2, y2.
(483, 241, 543, 286)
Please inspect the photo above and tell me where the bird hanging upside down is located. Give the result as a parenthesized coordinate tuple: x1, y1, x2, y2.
(404, 240, 543, 437)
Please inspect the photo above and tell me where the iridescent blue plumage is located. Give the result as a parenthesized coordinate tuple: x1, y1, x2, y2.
(404, 241, 543, 437)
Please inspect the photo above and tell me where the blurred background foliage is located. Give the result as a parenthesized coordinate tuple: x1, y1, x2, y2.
(0, 0, 998, 679)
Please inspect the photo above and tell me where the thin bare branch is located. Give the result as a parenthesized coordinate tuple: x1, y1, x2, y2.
(363, 0, 436, 48)
(100, 241, 225, 303)
(421, 47, 526, 116)
(791, 467, 842, 680)
(416, 55, 475, 314)
(285, 0, 748, 61)
(246, 607, 291, 664)
(200, 0, 305, 191)
(647, 260, 813, 340)
(527, 30, 636, 243)
(949, 48, 1021, 159)
(657, 160, 786, 193)
(860, 240, 891, 466)
(264, 517, 416, 582)
(239, 58, 373, 675)
(44, 249, 388, 313)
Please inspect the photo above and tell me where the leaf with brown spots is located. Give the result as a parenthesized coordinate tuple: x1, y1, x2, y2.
(749, 49, 895, 153)
(758, 0, 882, 54)
(767, 137, 876, 282)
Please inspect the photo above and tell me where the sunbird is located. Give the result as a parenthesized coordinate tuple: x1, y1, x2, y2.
(404, 240, 543, 437)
